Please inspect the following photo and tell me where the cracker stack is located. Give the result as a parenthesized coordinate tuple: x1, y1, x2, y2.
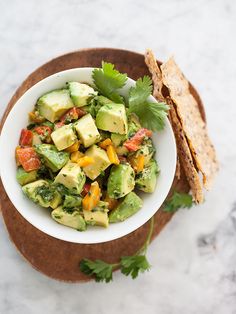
(145, 49, 218, 203)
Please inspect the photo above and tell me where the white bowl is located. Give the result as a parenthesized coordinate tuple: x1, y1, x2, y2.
(0, 68, 176, 244)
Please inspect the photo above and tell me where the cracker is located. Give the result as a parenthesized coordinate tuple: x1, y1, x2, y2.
(167, 98, 204, 203)
(144, 49, 165, 102)
(161, 57, 218, 189)
(144, 49, 182, 181)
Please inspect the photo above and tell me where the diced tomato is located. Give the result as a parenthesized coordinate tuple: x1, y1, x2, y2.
(16, 147, 41, 172)
(60, 107, 86, 123)
(124, 128, 152, 152)
(19, 129, 33, 146)
(60, 107, 78, 122)
(123, 142, 138, 152)
(81, 183, 91, 197)
(76, 107, 86, 118)
(34, 125, 52, 137)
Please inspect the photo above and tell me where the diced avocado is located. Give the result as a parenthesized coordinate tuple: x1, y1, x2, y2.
(54, 161, 85, 194)
(135, 159, 159, 193)
(35, 144, 69, 172)
(51, 206, 86, 231)
(111, 115, 140, 145)
(63, 194, 82, 209)
(96, 103, 128, 135)
(109, 192, 143, 223)
(107, 163, 135, 199)
(16, 167, 37, 186)
(51, 124, 77, 151)
(110, 115, 141, 152)
(111, 133, 126, 147)
(83, 145, 111, 180)
(22, 180, 62, 208)
(22, 179, 49, 207)
(74, 114, 100, 147)
(86, 95, 113, 118)
(67, 82, 97, 107)
(83, 201, 109, 227)
(96, 95, 113, 105)
(127, 114, 141, 137)
(37, 89, 74, 122)
(49, 191, 62, 209)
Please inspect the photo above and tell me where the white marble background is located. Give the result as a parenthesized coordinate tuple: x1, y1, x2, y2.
(1, 0, 236, 313)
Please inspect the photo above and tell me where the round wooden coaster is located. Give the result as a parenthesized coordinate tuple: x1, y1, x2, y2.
(0, 48, 205, 282)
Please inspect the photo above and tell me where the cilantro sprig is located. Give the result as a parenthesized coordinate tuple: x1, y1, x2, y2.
(129, 75, 153, 106)
(128, 76, 169, 131)
(92, 62, 127, 103)
(80, 191, 194, 282)
(80, 216, 154, 282)
(92, 63, 169, 132)
(163, 192, 193, 213)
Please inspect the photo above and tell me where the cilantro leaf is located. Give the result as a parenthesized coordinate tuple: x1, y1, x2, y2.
(129, 76, 153, 107)
(79, 217, 154, 282)
(128, 76, 169, 131)
(163, 192, 193, 213)
(79, 259, 114, 283)
(92, 62, 127, 103)
(130, 101, 169, 131)
(120, 255, 151, 279)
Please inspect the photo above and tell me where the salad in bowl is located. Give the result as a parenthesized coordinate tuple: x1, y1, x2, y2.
(0, 62, 176, 243)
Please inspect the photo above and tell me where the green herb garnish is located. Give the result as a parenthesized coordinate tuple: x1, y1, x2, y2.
(80, 216, 154, 282)
(163, 192, 193, 213)
(92, 62, 127, 103)
(128, 76, 169, 131)
(93, 63, 168, 131)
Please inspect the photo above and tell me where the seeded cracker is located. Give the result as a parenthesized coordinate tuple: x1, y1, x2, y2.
(167, 98, 203, 203)
(161, 57, 218, 189)
(145, 49, 165, 102)
(144, 49, 180, 181)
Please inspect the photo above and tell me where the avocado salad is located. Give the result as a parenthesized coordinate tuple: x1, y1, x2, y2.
(15, 62, 169, 231)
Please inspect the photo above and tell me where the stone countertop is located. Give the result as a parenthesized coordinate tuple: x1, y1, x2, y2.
(1, 0, 236, 313)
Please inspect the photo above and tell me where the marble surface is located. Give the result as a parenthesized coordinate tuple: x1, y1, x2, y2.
(1, 0, 236, 313)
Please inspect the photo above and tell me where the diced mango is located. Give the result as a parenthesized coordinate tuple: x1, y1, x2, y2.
(106, 145, 120, 165)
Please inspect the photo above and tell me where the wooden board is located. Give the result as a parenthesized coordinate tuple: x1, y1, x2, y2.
(0, 48, 205, 282)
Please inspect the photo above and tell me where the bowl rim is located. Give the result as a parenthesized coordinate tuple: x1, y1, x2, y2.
(0, 67, 177, 243)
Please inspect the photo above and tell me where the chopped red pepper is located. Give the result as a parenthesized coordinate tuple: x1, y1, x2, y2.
(75, 107, 86, 118)
(60, 107, 86, 123)
(16, 147, 41, 171)
(34, 125, 52, 137)
(81, 183, 91, 197)
(19, 129, 33, 146)
(124, 128, 152, 152)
